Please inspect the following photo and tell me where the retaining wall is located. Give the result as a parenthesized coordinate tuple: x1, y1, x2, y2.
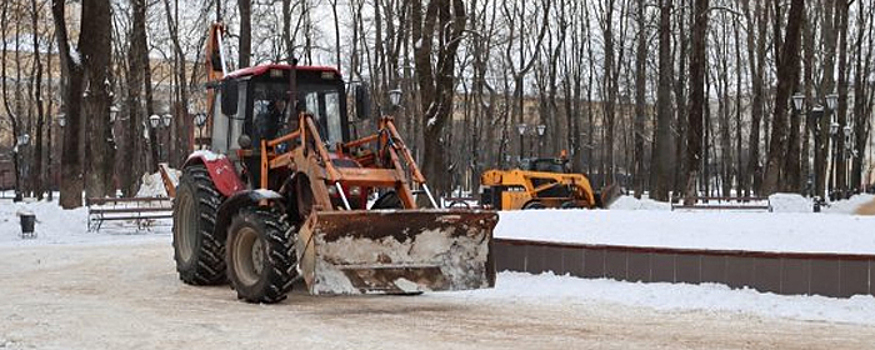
(493, 238, 875, 298)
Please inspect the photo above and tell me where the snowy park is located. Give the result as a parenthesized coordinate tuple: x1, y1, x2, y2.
(3, 193, 875, 348)
(5, 0, 875, 348)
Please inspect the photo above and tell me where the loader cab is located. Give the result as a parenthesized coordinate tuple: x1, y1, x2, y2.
(211, 65, 350, 155)
(523, 158, 570, 174)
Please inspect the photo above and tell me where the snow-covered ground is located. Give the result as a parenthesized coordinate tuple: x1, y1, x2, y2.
(495, 208, 875, 254)
(0, 199, 170, 247)
(439, 271, 875, 326)
(2, 193, 875, 335)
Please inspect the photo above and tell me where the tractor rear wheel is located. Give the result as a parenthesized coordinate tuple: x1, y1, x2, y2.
(226, 208, 297, 303)
(173, 164, 227, 285)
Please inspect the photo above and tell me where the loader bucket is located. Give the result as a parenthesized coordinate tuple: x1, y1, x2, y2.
(295, 210, 498, 295)
(598, 183, 622, 209)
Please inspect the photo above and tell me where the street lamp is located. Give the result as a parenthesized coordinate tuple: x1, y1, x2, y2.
(795, 91, 837, 207)
(516, 123, 527, 164)
(194, 113, 207, 149)
(57, 113, 66, 127)
(162, 114, 172, 128)
(825, 94, 838, 110)
(194, 113, 207, 128)
(110, 105, 120, 122)
(149, 114, 161, 128)
(536, 124, 546, 157)
(388, 89, 402, 108)
(792, 92, 805, 111)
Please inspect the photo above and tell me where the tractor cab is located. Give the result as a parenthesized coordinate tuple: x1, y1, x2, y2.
(210, 65, 353, 156)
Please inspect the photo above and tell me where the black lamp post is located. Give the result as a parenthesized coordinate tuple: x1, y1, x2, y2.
(843, 124, 853, 197)
(536, 124, 546, 157)
(793, 92, 838, 209)
(194, 113, 207, 150)
(516, 123, 527, 164)
(388, 89, 402, 111)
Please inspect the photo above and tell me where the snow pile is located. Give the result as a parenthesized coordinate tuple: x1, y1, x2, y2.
(610, 195, 670, 211)
(135, 167, 180, 198)
(827, 194, 875, 214)
(0, 199, 168, 247)
(768, 193, 812, 213)
(188, 150, 225, 161)
(495, 210, 875, 254)
(438, 272, 875, 326)
(136, 172, 168, 197)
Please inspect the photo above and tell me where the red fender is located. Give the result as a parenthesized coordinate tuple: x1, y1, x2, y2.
(184, 151, 245, 197)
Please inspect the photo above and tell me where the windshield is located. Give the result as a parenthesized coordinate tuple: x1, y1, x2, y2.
(248, 80, 345, 145)
(529, 159, 567, 173)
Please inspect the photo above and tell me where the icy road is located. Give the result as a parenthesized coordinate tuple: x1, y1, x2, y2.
(2, 240, 874, 350)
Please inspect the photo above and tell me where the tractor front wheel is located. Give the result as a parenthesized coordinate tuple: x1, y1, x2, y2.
(226, 208, 297, 303)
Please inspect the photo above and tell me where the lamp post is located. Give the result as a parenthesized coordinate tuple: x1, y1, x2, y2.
(843, 124, 852, 197)
(163, 113, 173, 161)
(516, 123, 527, 164)
(194, 113, 207, 149)
(794, 93, 837, 201)
(51, 113, 66, 201)
(13, 134, 31, 201)
(149, 114, 161, 166)
(829, 118, 840, 200)
(536, 124, 546, 157)
(388, 89, 402, 112)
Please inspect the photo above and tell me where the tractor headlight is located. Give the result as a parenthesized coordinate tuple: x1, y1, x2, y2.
(327, 186, 338, 196)
(350, 186, 362, 197)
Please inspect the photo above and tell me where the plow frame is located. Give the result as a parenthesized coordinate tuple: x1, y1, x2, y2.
(254, 113, 436, 211)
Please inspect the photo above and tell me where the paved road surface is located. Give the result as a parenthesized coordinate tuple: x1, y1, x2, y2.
(1, 242, 873, 349)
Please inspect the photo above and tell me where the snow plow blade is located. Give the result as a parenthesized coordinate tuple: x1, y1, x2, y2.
(295, 210, 498, 295)
(599, 183, 622, 209)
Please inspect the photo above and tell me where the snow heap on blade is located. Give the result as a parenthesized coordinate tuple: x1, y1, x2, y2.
(296, 210, 498, 295)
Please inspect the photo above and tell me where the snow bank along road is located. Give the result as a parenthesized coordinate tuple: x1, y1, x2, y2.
(2, 240, 875, 349)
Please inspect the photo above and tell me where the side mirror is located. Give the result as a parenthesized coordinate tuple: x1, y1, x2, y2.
(221, 80, 238, 116)
(354, 84, 371, 120)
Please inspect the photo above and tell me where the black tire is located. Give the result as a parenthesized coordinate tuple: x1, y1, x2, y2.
(522, 201, 546, 210)
(226, 208, 297, 303)
(371, 190, 403, 209)
(173, 164, 227, 285)
(560, 201, 579, 209)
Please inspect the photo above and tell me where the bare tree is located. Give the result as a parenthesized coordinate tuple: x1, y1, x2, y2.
(632, 0, 646, 198)
(684, 0, 708, 203)
(651, 0, 673, 201)
(51, 0, 86, 208)
(411, 0, 468, 195)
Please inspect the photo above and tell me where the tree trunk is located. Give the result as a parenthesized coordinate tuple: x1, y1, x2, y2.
(238, 0, 251, 68)
(412, 0, 467, 197)
(632, 0, 647, 199)
(52, 0, 86, 208)
(651, 0, 672, 201)
(763, 0, 804, 195)
(124, 0, 148, 196)
(684, 0, 708, 204)
(80, 0, 113, 199)
(834, 0, 850, 196)
(31, 0, 45, 200)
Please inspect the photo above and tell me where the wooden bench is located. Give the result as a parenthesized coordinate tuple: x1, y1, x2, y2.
(670, 195, 772, 212)
(87, 197, 173, 232)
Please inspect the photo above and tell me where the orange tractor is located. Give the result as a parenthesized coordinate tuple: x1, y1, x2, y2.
(171, 23, 497, 303)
